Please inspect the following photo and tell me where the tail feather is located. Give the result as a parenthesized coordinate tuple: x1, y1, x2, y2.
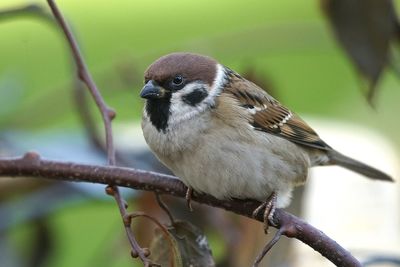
(327, 150, 394, 182)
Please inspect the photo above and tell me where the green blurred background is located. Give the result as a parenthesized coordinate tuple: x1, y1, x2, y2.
(1, 1, 399, 267)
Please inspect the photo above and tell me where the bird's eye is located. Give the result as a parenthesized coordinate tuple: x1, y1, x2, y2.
(172, 75, 183, 86)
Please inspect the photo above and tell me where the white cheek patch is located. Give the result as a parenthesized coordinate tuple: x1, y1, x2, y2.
(191, 63, 227, 109)
(169, 83, 211, 126)
(168, 64, 228, 127)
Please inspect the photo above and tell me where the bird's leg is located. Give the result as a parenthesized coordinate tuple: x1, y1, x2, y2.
(185, 186, 194, 212)
(252, 192, 277, 234)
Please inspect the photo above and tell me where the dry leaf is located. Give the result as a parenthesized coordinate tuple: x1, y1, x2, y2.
(322, 0, 399, 103)
(150, 221, 215, 267)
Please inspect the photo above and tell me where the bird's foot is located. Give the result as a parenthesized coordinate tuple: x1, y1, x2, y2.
(252, 192, 287, 267)
(252, 192, 277, 234)
(185, 186, 194, 212)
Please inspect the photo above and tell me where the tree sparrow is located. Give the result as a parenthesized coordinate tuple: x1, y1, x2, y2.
(140, 52, 393, 229)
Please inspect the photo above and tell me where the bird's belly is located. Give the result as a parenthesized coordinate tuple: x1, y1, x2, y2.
(172, 134, 309, 208)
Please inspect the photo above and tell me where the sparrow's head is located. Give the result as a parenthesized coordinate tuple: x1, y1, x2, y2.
(141, 52, 227, 132)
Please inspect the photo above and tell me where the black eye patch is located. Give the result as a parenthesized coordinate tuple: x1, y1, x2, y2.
(182, 88, 208, 106)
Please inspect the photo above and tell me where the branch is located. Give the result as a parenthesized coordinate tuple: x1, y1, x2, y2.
(45, 1, 152, 265)
(46, 0, 116, 165)
(0, 153, 362, 267)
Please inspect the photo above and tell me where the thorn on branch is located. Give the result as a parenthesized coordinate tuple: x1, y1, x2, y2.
(107, 108, 116, 120)
(77, 71, 86, 81)
(123, 214, 132, 227)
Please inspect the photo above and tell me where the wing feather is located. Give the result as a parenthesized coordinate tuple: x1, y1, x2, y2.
(223, 75, 330, 150)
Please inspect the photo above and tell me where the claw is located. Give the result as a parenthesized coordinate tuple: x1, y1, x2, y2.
(185, 187, 193, 212)
(253, 192, 277, 234)
(252, 202, 266, 218)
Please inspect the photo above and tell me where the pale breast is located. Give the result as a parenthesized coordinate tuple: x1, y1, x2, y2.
(141, 110, 212, 161)
(142, 108, 311, 208)
(160, 117, 308, 206)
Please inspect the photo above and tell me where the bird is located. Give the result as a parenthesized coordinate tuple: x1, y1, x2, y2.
(139, 52, 393, 232)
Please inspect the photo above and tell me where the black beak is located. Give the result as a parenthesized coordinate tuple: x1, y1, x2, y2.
(140, 80, 164, 99)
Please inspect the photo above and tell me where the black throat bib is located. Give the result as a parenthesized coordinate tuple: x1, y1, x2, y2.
(145, 96, 171, 132)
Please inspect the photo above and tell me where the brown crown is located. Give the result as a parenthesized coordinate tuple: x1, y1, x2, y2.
(144, 52, 218, 86)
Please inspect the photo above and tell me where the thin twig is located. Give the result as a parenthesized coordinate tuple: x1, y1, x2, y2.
(252, 228, 284, 267)
(0, 153, 363, 267)
(127, 211, 179, 267)
(0, 4, 54, 24)
(46, 0, 115, 165)
(45, 1, 151, 265)
(105, 186, 152, 267)
(154, 193, 175, 225)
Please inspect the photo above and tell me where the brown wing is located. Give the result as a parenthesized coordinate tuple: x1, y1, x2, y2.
(224, 78, 331, 151)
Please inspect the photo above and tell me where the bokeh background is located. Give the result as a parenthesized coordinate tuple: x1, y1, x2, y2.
(1, 1, 400, 267)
